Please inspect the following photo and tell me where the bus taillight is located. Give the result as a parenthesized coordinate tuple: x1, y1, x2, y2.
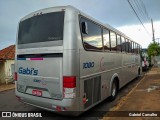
(63, 76, 76, 98)
(14, 72, 17, 81)
(63, 76, 76, 88)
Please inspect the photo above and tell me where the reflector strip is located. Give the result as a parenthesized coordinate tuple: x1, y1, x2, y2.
(30, 58, 43, 60)
(17, 58, 43, 60)
(17, 58, 26, 60)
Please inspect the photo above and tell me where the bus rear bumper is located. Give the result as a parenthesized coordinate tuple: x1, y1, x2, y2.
(16, 91, 80, 115)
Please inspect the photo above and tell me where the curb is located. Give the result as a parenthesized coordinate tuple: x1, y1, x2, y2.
(0, 85, 15, 92)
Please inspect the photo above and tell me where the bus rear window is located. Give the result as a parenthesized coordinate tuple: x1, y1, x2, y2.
(18, 12, 64, 44)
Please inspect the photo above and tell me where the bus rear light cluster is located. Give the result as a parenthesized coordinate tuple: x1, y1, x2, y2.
(16, 95, 22, 102)
(14, 72, 17, 81)
(55, 106, 66, 111)
(56, 106, 62, 111)
(16, 95, 20, 99)
(63, 76, 76, 98)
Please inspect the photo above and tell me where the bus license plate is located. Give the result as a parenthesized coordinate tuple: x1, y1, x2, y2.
(32, 90, 42, 96)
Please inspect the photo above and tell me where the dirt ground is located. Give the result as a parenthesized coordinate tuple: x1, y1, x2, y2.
(103, 67, 160, 120)
(0, 83, 15, 92)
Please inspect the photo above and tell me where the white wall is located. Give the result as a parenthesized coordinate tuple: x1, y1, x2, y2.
(0, 60, 15, 84)
(5, 60, 15, 77)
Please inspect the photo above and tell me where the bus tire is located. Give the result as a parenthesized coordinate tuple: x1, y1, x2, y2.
(109, 80, 118, 101)
(137, 68, 141, 78)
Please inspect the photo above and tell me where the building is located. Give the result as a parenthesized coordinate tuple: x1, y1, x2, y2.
(0, 45, 15, 84)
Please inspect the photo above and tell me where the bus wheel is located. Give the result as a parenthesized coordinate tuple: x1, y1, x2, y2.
(109, 80, 118, 101)
(137, 68, 140, 77)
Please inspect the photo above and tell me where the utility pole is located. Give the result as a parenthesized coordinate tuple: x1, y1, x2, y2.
(151, 19, 155, 43)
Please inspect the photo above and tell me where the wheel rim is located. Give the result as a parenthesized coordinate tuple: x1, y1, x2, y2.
(112, 83, 116, 97)
(138, 69, 140, 76)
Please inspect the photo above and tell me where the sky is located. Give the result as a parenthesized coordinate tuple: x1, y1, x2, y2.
(0, 0, 160, 50)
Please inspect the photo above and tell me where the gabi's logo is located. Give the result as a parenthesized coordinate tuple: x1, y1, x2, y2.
(18, 67, 38, 75)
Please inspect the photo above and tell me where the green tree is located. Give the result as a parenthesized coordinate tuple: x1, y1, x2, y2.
(147, 42, 160, 57)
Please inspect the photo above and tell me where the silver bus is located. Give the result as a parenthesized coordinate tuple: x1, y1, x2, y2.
(15, 6, 141, 115)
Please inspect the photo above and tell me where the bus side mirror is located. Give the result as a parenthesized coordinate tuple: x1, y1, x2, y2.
(81, 22, 88, 34)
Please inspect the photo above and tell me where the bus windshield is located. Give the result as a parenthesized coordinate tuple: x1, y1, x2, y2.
(18, 11, 64, 44)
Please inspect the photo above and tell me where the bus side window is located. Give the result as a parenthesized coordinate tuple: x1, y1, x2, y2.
(103, 28, 110, 51)
(139, 45, 142, 54)
(125, 39, 129, 53)
(121, 37, 125, 52)
(117, 35, 121, 52)
(132, 42, 134, 53)
(134, 43, 137, 54)
(110, 31, 117, 51)
(128, 40, 132, 53)
(137, 45, 140, 54)
(81, 22, 88, 34)
(80, 18, 103, 51)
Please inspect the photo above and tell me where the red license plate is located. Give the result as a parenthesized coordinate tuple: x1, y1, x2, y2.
(32, 90, 42, 96)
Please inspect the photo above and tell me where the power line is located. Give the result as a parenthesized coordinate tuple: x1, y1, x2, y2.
(134, 0, 150, 22)
(134, 0, 148, 22)
(127, 0, 151, 36)
(129, 0, 150, 24)
(139, 0, 150, 20)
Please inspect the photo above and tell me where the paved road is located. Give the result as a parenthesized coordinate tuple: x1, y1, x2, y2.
(0, 73, 144, 120)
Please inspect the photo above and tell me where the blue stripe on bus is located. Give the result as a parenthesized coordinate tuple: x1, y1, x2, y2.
(17, 58, 26, 60)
